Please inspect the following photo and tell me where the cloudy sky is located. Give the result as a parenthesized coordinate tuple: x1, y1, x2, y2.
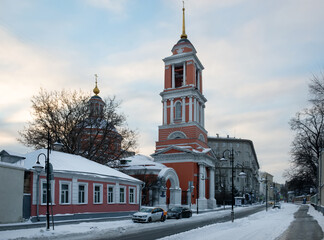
(1, 0, 324, 183)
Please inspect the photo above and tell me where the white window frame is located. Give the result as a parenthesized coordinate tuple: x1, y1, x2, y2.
(175, 101, 182, 120)
(93, 183, 103, 204)
(59, 181, 71, 205)
(107, 185, 115, 204)
(129, 187, 136, 204)
(119, 186, 126, 204)
(40, 179, 55, 205)
(78, 182, 88, 204)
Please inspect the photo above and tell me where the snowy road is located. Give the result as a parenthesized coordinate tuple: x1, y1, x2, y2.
(102, 205, 264, 240)
(1, 203, 323, 240)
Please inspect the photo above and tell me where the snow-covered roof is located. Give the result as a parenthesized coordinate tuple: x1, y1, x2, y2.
(122, 154, 166, 171)
(24, 149, 141, 183)
(0, 149, 24, 157)
(152, 145, 212, 156)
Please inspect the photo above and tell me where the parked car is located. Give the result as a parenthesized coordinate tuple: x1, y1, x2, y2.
(167, 206, 192, 219)
(132, 207, 167, 223)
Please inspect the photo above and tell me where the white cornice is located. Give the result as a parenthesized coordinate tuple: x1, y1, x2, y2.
(163, 52, 204, 70)
(158, 121, 208, 134)
(160, 87, 207, 103)
(153, 152, 214, 167)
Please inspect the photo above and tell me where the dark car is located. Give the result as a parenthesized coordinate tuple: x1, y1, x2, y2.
(167, 206, 192, 219)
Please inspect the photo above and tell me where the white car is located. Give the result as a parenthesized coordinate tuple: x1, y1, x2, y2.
(132, 207, 167, 223)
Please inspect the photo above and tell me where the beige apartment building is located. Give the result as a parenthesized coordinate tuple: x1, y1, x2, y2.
(208, 135, 260, 204)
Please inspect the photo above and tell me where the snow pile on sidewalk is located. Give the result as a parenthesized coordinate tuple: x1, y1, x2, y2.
(308, 204, 324, 232)
(161, 203, 299, 240)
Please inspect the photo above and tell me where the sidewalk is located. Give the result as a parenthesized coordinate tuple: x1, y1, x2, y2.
(276, 205, 323, 240)
(0, 211, 135, 231)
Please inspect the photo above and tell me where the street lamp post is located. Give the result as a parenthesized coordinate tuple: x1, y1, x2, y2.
(32, 156, 44, 221)
(37, 131, 63, 230)
(235, 163, 247, 204)
(46, 131, 50, 230)
(220, 148, 246, 222)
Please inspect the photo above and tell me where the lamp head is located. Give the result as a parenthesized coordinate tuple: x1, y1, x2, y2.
(239, 171, 247, 178)
(32, 160, 44, 173)
(220, 156, 227, 161)
(53, 138, 64, 151)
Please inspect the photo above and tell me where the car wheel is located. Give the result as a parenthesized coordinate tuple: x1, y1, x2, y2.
(148, 217, 152, 223)
(189, 212, 192, 217)
(161, 215, 166, 222)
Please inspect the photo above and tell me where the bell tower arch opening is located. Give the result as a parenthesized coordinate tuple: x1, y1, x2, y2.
(174, 64, 184, 88)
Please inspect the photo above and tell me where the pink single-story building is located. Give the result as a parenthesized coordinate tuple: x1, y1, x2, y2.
(23, 149, 142, 221)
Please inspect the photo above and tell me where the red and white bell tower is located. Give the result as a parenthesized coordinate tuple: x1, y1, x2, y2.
(153, 5, 216, 210)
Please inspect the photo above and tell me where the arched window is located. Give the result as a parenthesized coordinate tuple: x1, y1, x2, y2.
(198, 134, 205, 142)
(175, 102, 182, 120)
(167, 131, 187, 140)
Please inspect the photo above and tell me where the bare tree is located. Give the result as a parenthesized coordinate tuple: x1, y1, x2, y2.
(19, 88, 138, 166)
(309, 72, 324, 105)
(287, 72, 324, 193)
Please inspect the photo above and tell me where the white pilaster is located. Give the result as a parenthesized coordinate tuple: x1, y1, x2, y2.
(196, 101, 200, 123)
(169, 187, 182, 208)
(199, 164, 206, 199)
(202, 105, 205, 128)
(200, 104, 203, 126)
(72, 177, 78, 204)
(194, 64, 197, 87)
(183, 62, 186, 86)
(209, 168, 215, 200)
(181, 97, 185, 123)
(197, 70, 200, 90)
(193, 98, 197, 122)
(163, 100, 167, 125)
(189, 96, 192, 122)
(170, 98, 174, 124)
(172, 64, 175, 88)
(208, 168, 217, 209)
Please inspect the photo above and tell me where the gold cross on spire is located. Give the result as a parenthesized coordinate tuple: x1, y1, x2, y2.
(181, 0, 187, 39)
(93, 74, 100, 95)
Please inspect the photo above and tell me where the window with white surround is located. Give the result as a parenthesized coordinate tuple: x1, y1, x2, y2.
(129, 187, 136, 204)
(107, 185, 115, 204)
(78, 183, 88, 204)
(119, 186, 126, 203)
(40, 179, 55, 205)
(93, 184, 103, 204)
(60, 181, 71, 204)
(175, 101, 182, 120)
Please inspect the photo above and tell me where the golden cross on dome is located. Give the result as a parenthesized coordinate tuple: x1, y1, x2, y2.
(93, 74, 100, 95)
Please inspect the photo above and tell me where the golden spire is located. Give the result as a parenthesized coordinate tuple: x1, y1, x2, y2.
(180, 1, 187, 39)
(93, 74, 100, 95)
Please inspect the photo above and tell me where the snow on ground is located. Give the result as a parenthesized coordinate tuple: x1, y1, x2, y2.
(161, 203, 299, 240)
(0, 203, 307, 240)
(308, 204, 324, 233)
